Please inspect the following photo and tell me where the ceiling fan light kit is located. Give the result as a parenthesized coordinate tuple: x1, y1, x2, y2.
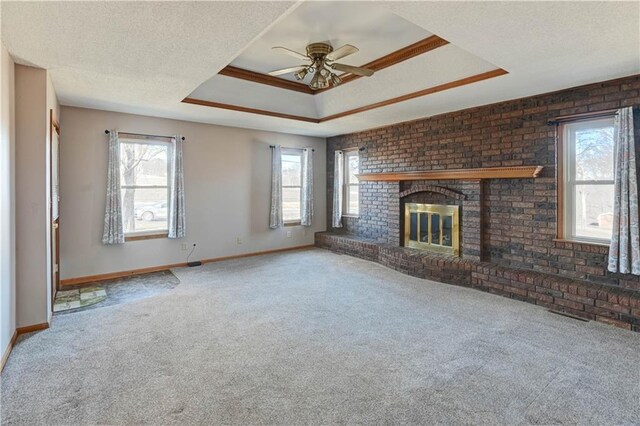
(310, 72, 328, 90)
(270, 42, 375, 90)
(294, 68, 308, 81)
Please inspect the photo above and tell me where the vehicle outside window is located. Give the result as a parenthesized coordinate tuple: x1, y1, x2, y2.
(119, 139, 170, 235)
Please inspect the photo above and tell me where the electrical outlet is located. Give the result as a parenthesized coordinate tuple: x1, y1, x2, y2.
(286, 230, 292, 238)
(236, 237, 242, 245)
(181, 243, 188, 251)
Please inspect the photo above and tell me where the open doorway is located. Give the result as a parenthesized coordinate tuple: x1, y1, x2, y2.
(50, 109, 60, 306)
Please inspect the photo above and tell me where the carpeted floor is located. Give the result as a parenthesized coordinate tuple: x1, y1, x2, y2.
(1, 248, 639, 425)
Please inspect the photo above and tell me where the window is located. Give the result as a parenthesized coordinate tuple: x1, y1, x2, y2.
(344, 150, 359, 216)
(561, 117, 615, 243)
(120, 139, 170, 236)
(282, 149, 302, 223)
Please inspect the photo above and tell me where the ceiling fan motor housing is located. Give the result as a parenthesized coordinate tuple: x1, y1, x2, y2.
(306, 42, 333, 59)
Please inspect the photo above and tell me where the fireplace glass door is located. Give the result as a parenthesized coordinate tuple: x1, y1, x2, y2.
(404, 203, 459, 256)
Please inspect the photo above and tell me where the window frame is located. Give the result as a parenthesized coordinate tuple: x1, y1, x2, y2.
(557, 115, 616, 245)
(281, 148, 303, 226)
(343, 149, 360, 217)
(119, 138, 172, 240)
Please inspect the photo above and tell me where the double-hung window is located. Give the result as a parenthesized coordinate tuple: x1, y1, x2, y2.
(119, 139, 170, 237)
(282, 149, 303, 224)
(344, 150, 359, 216)
(560, 117, 615, 243)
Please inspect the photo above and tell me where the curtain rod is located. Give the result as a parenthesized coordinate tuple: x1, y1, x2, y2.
(547, 106, 637, 126)
(105, 130, 185, 141)
(269, 145, 314, 152)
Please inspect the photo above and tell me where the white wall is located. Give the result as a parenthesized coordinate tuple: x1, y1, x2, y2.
(14, 65, 57, 327)
(0, 42, 16, 359)
(60, 107, 326, 280)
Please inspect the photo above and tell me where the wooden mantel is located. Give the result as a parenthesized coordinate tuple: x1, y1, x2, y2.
(357, 166, 543, 182)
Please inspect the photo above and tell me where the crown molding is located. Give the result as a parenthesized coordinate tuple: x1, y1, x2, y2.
(316, 34, 449, 93)
(182, 98, 320, 123)
(218, 66, 314, 94)
(182, 68, 508, 124)
(217, 35, 449, 95)
(319, 69, 508, 122)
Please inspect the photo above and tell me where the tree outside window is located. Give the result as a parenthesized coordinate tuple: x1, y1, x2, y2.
(563, 117, 615, 242)
(119, 140, 170, 235)
(282, 149, 302, 223)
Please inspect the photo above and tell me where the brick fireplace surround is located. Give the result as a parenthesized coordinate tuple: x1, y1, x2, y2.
(316, 74, 640, 331)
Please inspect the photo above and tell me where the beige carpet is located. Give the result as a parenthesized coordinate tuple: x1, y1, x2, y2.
(1, 248, 639, 425)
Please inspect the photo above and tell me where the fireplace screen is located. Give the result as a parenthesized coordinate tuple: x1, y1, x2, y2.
(404, 203, 459, 256)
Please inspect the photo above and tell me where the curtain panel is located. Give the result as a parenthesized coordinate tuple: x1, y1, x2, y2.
(102, 130, 125, 244)
(168, 135, 186, 239)
(332, 150, 344, 228)
(269, 145, 283, 229)
(608, 107, 640, 275)
(301, 148, 314, 226)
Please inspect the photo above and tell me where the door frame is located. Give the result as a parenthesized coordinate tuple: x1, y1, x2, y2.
(49, 109, 60, 307)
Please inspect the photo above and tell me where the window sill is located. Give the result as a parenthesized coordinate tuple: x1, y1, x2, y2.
(125, 232, 168, 242)
(284, 221, 301, 227)
(342, 214, 359, 219)
(553, 238, 610, 248)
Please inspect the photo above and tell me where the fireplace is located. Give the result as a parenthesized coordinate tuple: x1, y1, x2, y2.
(404, 203, 459, 256)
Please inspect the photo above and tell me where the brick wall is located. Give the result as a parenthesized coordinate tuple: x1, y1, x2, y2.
(326, 74, 640, 292)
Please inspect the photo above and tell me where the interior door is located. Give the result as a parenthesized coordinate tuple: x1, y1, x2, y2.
(50, 110, 60, 306)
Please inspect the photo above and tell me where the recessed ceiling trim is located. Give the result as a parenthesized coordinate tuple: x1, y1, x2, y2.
(183, 68, 508, 123)
(316, 34, 449, 94)
(319, 68, 508, 122)
(182, 98, 320, 123)
(218, 66, 314, 94)
(217, 35, 449, 95)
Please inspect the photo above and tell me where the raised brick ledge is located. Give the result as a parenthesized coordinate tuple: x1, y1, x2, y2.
(315, 232, 640, 332)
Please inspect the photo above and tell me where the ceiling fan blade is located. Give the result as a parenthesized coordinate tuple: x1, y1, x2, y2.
(272, 46, 310, 61)
(325, 44, 359, 62)
(268, 66, 307, 76)
(331, 63, 374, 77)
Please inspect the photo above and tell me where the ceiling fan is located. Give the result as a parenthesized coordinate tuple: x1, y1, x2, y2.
(268, 42, 374, 90)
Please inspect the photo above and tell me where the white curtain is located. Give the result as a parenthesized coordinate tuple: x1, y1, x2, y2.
(102, 130, 124, 244)
(332, 150, 344, 228)
(608, 107, 640, 274)
(301, 148, 314, 226)
(269, 145, 283, 229)
(168, 135, 186, 239)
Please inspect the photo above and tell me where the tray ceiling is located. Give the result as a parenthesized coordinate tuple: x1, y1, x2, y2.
(186, 1, 509, 124)
(2, 1, 638, 137)
(229, 1, 432, 83)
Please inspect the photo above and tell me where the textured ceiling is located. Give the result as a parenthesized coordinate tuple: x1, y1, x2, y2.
(2, 1, 639, 137)
(0, 1, 298, 115)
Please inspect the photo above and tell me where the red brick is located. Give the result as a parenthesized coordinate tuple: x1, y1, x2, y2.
(555, 298, 584, 311)
(595, 300, 630, 315)
(596, 316, 632, 330)
(325, 74, 640, 332)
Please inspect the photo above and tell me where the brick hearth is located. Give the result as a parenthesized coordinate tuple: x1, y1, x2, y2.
(316, 233, 640, 331)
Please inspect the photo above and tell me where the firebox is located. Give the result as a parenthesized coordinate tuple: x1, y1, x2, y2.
(404, 203, 460, 256)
